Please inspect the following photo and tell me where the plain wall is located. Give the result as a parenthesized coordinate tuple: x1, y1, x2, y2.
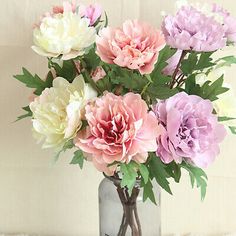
(1, 0, 236, 235)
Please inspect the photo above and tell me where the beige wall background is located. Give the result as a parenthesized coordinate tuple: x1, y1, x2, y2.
(1, 0, 236, 235)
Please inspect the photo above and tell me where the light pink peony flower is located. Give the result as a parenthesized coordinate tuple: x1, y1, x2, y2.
(52, 1, 77, 14)
(79, 4, 102, 26)
(153, 92, 226, 168)
(162, 6, 227, 51)
(91, 67, 106, 82)
(74, 92, 159, 175)
(96, 20, 165, 75)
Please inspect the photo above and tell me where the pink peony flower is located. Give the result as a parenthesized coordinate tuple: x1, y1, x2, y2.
(79, 4, 102, 26)
(162, 50, 182, 76)
(74, 92, 159, 175)
(91, 67, 106, 82)
(52, 1, 77, 14)
(153, 92, 226, 168)
(96, 20, 165, 75)
(162, 6, 227, 51)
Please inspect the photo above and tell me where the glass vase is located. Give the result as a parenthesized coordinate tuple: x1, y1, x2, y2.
(99, 176, 161, 236)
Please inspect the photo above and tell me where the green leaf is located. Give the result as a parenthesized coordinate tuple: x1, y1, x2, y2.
(218, 116, 236, 122)
(70, 150, 84, 169)
(14, 68, 49, 95)
(181, 52, 198, 75)
(148, 153, 172, 195)
(184, 74, 201, 95)
(147, 84, 179, 101)
(54, 139, 74, 163)
(200, 75, 229, 101)
(229, 126, 236, 135)
(165, 162, 181, 183)
(142, 179, 157, 205)
(151, 46, 177, 82)
(195, 52, 215, 71)
(181, 162, 208, 200)
(216, 56, 236, 65)
(104, 11, 108, 27)
(50, 60, 77, 83)
(15, 106, 32, 122)
(139, 164, 149, 184)
(120, 163, 138, 195)
(83, 47, 101, 71)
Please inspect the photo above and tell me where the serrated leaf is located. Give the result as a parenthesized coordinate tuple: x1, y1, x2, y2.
(200, 75, 229, 101)
(147, 84, 179, 101)
(165, 162, 181, 183)
(70, 150, 84, 169)
(120, 163, 138, 196)
(54, 139, 74, 163)
(148, 153, 172, 195)
(142, 179, 157, 205)
(181, 162, 208, 200)
(181, 52, 198, 75)
(216, 56, 236, 65)
(15, 106, 32, 122)
(14, 68, 49, 96)
(195, 52, 215, 71)
(139, 164, 149, 184)
(50, 60, 77, 83)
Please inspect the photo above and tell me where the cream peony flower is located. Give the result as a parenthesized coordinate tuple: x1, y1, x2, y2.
(30, 76, 97, 148)
(32, 12, 96, 60)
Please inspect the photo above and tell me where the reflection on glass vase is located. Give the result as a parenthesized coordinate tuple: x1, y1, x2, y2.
(99, 176, 161, 236)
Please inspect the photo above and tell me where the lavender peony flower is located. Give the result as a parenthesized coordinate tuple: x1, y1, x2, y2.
(153, 92, 226, 168)
(162, 6, 227, 51)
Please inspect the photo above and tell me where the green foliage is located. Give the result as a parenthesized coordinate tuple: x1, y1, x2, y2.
(181, 162, 208, 200)
(139, 164, 149, 184)
(151, 45, 177, 81)
(181, 52, 198, 75)
(141, 178, 157, 205)
(147, 84, 179, 101)
(215, 55, 236, 67)
(218, 116, 236, 122)
(181, 51, 216, 76)
(229, 126, 236, 135)
(15, 106, 32, 122)
(14, 68, 53, 96)
(54, 139, 74, 163)
(185, 74, 229, 101)
(49, 60, 77, 82)
(83, 47, 101, 71)
(70, 150, 84, 169)
(120, 162, 138, 195)
(199, 75, 229, 101)
(147, 153, 172, 194)
(165, 162, 181, 183)
(195, 52, 215, 71)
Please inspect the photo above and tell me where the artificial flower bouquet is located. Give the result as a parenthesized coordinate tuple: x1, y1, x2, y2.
(14, 0, 236, 235)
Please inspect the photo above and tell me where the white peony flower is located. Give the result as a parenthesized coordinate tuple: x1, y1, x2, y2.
(30, 76, 97, 148)
(32, 12, 96, 60)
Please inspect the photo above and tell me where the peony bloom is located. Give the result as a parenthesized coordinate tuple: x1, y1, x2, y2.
(32, 12, 96, 60)
(30, 76, 97, 148)
(153, 92, 226, 168)
(96, 20, 165, 75)
(79, 4, 102, 26)
(91, 67, 106, 82)
(162, 6, 227, 51)
(52, 1, 77, 14)
(74, 92, 159, 175)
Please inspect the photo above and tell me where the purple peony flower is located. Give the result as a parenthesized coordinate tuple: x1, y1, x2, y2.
(162, 6, 227, 51)
(153, 92, 226, 168)
(212, 4, 236, 44)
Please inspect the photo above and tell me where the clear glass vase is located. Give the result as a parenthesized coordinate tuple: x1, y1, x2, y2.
(99, 176, 161, 236)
